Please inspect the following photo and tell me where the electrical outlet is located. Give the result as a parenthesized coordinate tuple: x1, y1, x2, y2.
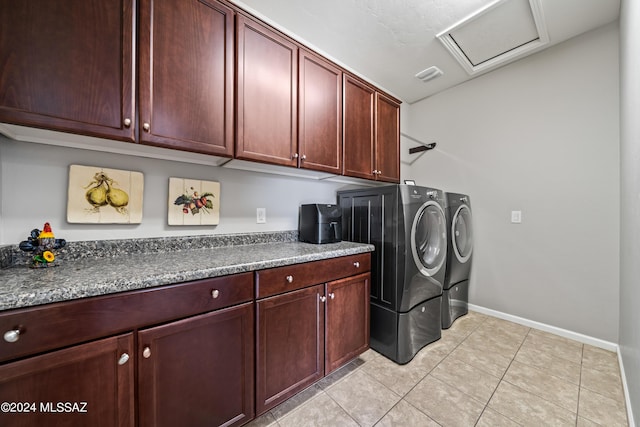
(511, 210, 522, 224)
(256, 208, 266, 224)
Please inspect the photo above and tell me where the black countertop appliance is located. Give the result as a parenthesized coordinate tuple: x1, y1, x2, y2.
(299, 204, 342, 244)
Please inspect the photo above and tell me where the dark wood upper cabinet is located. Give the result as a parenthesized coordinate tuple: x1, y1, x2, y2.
(343, 74, 401, 183)
(343, 74, 376, 180)
(138, 0, 234, 156)
(375, 92, 401, 183)
(236, 14, 298, 166)
(138, 303, 254, 427)
(0, 0, 135, 141)
(0, 334, 134, 427)
(0, 0, 399, 181)
(298, 49, 343, 174)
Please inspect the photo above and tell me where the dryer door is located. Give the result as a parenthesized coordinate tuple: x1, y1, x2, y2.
(411, 201, 447, 277)
(452, 204, 473, 263)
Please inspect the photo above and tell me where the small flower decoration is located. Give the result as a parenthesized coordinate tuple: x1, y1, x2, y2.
(18, 223, 66, 268)
(43, 251, 55, 263)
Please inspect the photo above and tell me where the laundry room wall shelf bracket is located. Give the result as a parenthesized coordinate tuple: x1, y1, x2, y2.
(408, 143, 436, 154)
(400, 132, 437, 165)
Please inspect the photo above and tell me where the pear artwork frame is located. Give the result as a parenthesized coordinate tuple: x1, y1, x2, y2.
(67, 165, 144, 224)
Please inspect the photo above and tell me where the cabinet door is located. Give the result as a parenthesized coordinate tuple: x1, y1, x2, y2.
(325, 273, 371, 374)
(0, 334, 134, 427)
(375, 93, 401, 183)
(256, 284, 324, 415)
(0, 0, 135, 141)
(343, 74, 375, 180)
(298, 49, 342, 174)
(139, 0, 234, 156)
(236, 14, 298, 166)
(138, 302, 254, 427)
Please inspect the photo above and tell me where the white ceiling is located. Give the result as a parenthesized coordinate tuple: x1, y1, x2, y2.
(234, 0, 620, 104)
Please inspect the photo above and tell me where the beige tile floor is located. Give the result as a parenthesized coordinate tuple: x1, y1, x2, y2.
(246, 311, 629, 427)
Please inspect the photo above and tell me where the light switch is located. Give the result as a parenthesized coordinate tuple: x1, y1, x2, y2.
(511, 210, 522, 224)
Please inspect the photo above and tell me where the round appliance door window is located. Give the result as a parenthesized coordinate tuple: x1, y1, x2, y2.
(452, 204, 473, 263)
(411, 201, 447, 276)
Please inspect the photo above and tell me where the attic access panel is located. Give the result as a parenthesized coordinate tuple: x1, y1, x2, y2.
(437, 0, 548, 75)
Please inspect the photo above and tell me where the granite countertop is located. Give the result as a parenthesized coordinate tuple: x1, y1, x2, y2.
(0, 237, 374, 312)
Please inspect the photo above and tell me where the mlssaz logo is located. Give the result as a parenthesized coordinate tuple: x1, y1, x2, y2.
(39, 402, 88, 413)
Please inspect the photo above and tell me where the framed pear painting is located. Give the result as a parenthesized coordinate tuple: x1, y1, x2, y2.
(168, 177, 220, 226)
(67, 165, 144, 224)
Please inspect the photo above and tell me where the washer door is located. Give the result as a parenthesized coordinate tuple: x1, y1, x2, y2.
(411, 201, 447, 276)
(452, 204, 473, 263)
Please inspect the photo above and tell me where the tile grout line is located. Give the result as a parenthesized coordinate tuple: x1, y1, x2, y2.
(249, 312, 626, 427)
(576, 343, 585, 427)
(474, 326, 531, 427)
(576, 344, 628, 426)
(392, 314, 490, 426)
(361, 314, 489, 426)
(403, 314, 490, 426)
(498, 343, 584, 419)
(324, 360, 402, 427)
(405, 316, 486, 392)
(320, 361, 371, 426)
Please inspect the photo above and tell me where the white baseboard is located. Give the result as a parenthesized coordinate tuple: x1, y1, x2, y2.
(468, 304, 617, 351)
(617, 349, 637, 427)
(468, 304, 635, 426)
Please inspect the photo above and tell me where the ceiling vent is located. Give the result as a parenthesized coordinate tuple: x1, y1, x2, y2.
(437, 0, 548, 75)
(415, 66, 443, 83)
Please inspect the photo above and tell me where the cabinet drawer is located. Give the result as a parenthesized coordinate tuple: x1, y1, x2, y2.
(0, 272, 253, 363)
(256, 253, 370, 299)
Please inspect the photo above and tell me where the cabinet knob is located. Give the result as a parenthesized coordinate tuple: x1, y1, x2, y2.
(118, 353, 130, 365)
(354, 261, 360, 268)
(319, 295, 326, 302)
(211, 289, 220, 299)
(143, 122, 150, 132)
(123, 118, 132, 127)
(143, 346, 151, 359)
(372, 170, 378, 175)
(292, 153, 299, 159)
(3, 328, 21, 343)
(329, 292, 335, 300)
(300, 154, 306, 161)
(286, 275, 294, 283)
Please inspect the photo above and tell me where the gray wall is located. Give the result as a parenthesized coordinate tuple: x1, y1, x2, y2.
(619, 0, 639, 422)
(405, 23, 620, 342)
(0, 136, 347, 244)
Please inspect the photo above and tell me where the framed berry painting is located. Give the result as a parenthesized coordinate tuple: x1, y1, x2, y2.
(67, 165, 144, 224)
(168, 177, 220, 226)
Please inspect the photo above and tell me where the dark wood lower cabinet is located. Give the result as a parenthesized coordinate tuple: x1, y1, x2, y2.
(256, 284, 325, 415)
(325, 273, 370, 374)
(255, 258, 371, 416)
(0, 256, 370, 427)
(138, 302, 254, 427)
(0, 334, 134, 427)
